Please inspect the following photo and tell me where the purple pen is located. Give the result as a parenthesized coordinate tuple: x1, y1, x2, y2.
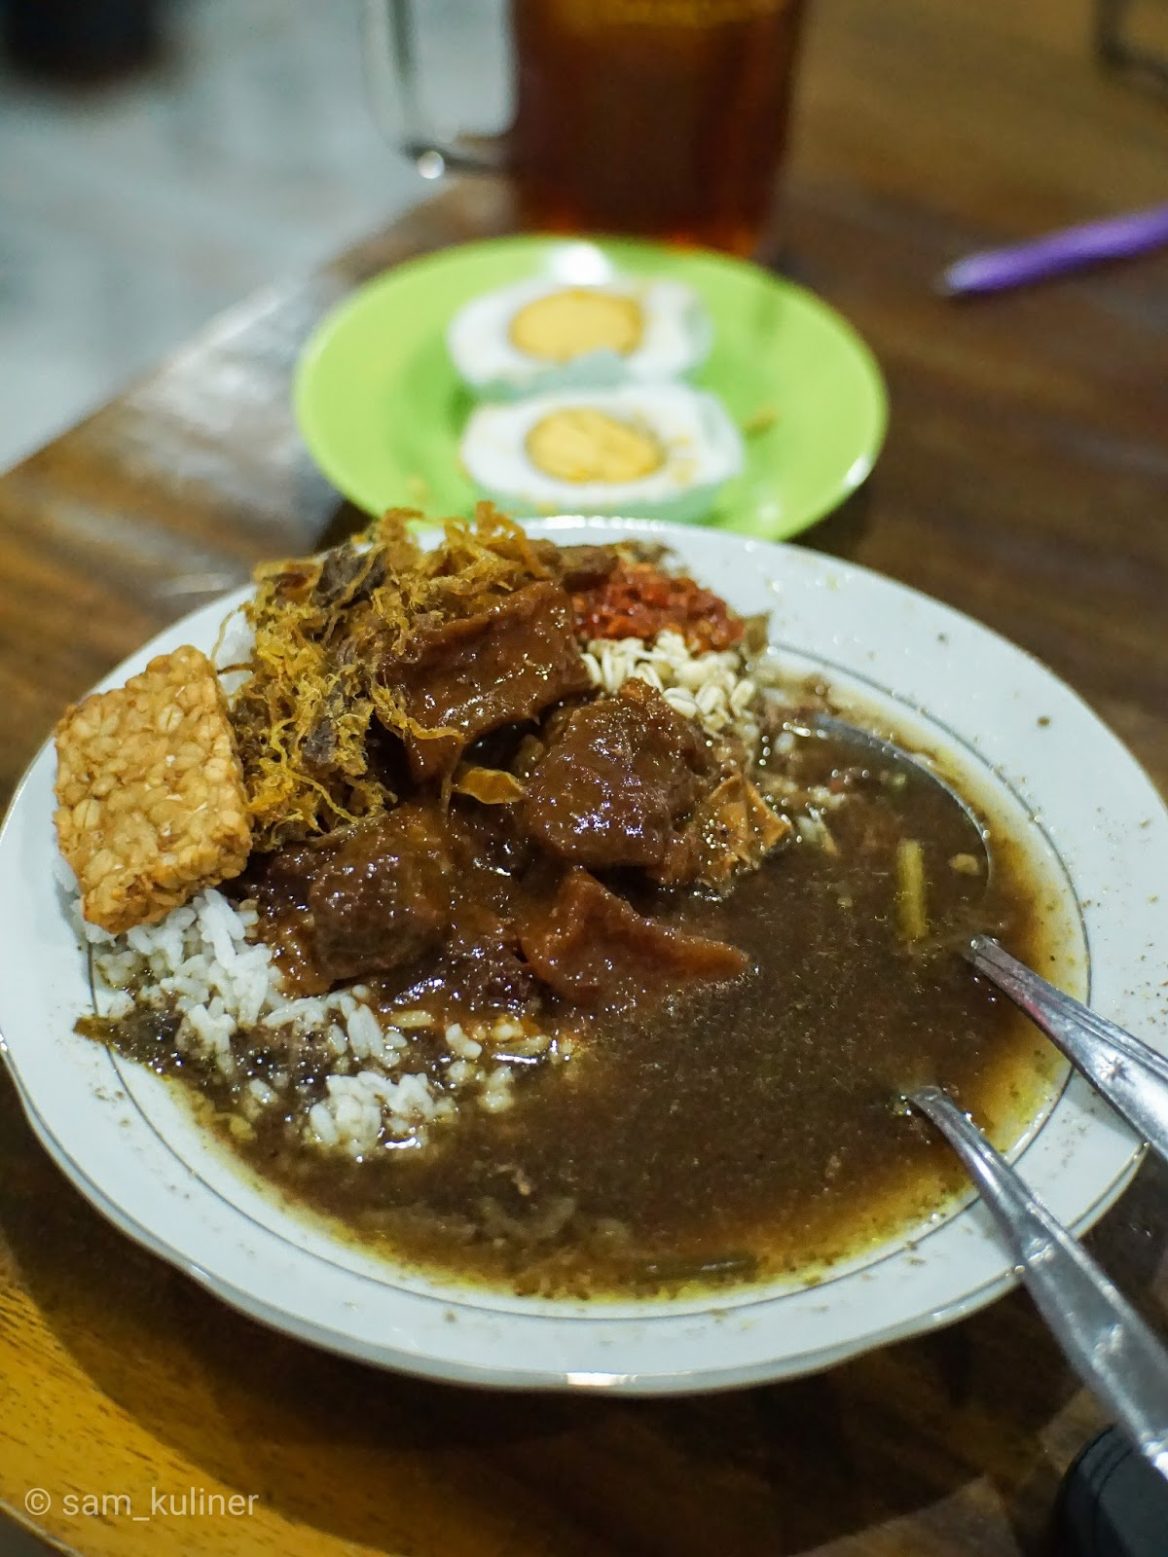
(941, 203, 1168, 296)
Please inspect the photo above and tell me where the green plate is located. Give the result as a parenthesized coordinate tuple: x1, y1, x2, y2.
(294, 235, 888, 540)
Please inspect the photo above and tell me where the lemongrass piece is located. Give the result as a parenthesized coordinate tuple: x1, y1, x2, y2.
(897, 838, 929, 942)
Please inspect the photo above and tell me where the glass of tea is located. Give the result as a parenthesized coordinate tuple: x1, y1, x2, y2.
(364, 0, 808, 256)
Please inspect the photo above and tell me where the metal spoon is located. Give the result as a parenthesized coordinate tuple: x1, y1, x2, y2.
(803, 710, 989, 871)
(806, 711, 1168, 1168)
(910, 1084, 1168, 1480)
(967, 936, 1168, 1171)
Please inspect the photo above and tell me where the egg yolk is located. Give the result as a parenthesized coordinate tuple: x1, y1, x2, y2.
(525, 408, 664, 484)
(509, 290, 644, 363)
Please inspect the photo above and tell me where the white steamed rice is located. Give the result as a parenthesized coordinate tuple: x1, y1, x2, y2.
(73, 884, 568, 1160)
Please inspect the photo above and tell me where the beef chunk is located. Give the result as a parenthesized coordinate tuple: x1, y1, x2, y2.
(531, 540, 619, 592)
(243, 835, 336, 996)
(518, 678, 714, 871)
(248, 797, 543, 995)
(656, 775, 792, 890)
(308, 804, 455, 982)
(392, 581, 591, 780)
(519, 869, 747, 1008)
(440, 922, 538, 1013)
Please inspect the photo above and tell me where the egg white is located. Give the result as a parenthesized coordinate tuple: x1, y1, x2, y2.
(447, 276, 712, 400)
(459, 383, 744, 524)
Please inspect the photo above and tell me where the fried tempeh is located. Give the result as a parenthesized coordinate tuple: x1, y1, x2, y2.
(54, 645, 251, 933)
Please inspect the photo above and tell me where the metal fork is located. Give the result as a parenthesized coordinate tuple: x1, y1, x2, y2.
(910, 1085, 1168, 1480)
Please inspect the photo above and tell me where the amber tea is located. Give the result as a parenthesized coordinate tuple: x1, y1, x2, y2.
(510, 0, 807, 253)
(366, 0, 808, 257)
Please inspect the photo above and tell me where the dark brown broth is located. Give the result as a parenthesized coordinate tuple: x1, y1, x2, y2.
(217, 728, 1063, 1301)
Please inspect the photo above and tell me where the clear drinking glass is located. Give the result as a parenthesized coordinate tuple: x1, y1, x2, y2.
(364, 0, 809, 256)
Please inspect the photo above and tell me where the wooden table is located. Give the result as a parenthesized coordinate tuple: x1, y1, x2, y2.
(2, 1, 1166, 1551)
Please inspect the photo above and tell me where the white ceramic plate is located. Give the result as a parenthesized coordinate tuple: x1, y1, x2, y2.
(2, 519, 1166, 1394)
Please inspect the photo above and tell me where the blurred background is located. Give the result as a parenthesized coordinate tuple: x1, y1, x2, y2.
(0, 0, 417, 471)
(1, 0, 1165, 477)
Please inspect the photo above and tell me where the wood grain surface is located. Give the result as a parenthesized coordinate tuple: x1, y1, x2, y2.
(2, 0, 1166, 1552)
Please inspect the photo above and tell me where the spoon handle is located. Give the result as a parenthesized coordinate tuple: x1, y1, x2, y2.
(911, 1084, 1168, 1479)
(968, 936, 1168, 1170)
